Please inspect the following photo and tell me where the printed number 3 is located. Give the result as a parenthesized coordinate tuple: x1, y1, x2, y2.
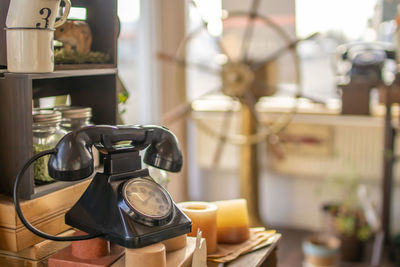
(36, 8, 51, 28)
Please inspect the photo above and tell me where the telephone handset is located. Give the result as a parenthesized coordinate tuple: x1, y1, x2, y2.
(336, 41, 396, 85)
(48, 125, 183, 180)
(14, 125, 191, 248)
(339, 42, 395, 62)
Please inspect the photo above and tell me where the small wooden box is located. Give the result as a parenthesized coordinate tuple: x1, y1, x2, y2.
(0, 179, 90, 252)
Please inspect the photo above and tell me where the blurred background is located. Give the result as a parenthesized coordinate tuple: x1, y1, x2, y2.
(116, 0, 400, 265)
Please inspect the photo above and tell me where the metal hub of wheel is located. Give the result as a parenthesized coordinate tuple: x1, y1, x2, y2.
(222, 62, 255, 98)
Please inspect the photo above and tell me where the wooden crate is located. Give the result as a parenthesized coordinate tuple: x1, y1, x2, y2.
(0, 179, 90, 252)
(0, 0, 118, 69)
(0, 253, 48, 267)
(0, 230, 75, 266)
(0, 229, 75, 259)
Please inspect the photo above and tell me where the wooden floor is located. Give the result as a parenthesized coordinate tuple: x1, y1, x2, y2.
(275, 227, 396, 267)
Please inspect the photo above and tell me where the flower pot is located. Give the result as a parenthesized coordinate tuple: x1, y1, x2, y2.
(302, 234, 341, 267)
(339, 234, 364, 262)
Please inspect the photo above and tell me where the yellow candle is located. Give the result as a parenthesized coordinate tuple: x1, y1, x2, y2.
(177, 201, 218, 254)
(213, 199, 250, 243)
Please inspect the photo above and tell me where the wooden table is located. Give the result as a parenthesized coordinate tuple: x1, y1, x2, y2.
(208, 234, 281, 267)
(78, 234, 281, 267)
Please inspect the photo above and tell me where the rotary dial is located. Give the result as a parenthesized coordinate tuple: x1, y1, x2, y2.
(123, 178, 172, 219)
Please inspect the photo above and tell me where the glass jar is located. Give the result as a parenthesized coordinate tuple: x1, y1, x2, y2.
(54, 106, 99, 167)
(54, 106, 93, 132)
(32, 110, 67, 185)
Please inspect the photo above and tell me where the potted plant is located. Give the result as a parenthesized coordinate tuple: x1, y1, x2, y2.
(320, 172, 374, 262)
(323, 204, 372, 261)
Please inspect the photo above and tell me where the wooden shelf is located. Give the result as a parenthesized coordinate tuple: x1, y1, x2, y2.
(0, 0, 118, 200)
(1, 68, 117, 80)
(33, 177, 92, 199)
(55, 63, 116, 71)
(0, 69, 118, 199)
(32, 166, 101, 199)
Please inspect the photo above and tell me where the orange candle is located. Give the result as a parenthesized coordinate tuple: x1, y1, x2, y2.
(214, 199, 250, 243)
(178, 201, 218, 254)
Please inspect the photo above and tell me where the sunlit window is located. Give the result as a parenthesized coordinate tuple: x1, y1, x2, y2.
(296, 0, 379, 101)
(296, 0, 377, 39)
(186, 0, 223, 101)
(118, 0, 140, 124)
(118, 0, 140, 23)
(68, 7, 87, 20)
(186, 0, 382, 104)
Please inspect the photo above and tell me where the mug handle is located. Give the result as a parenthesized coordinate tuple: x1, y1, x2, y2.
(54, 0, 71, 28)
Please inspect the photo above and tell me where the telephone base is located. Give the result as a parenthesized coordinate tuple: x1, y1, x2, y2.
(65, 171, 192, 248)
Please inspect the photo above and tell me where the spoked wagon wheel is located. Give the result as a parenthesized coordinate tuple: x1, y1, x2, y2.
(160, 0, 315, 226)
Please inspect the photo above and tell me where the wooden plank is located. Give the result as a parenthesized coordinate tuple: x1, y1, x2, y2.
(0, 0, 9, 67)
(0, 253, 47, 267)
(55, 64, 115, 70)
(0, 227, 17, 252)
(4, 68, 117, 80)
(0, 75, 34, 198)
(32, 179, 91, 199)
(0, 201, 17, 229)
(0, 229, 75, 260)
(0, 179, 91, 229)
(225, 235, 280, 267)
(0, 212, 72, 252)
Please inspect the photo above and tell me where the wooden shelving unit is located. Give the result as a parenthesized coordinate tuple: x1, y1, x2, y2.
(0, 0, 119, 199)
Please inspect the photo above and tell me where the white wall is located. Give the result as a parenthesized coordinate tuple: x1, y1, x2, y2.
(188, 112, 400, 236)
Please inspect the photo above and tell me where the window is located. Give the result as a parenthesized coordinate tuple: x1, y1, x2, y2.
(117, 0, 141, 124)
(296, 0, 379, 101)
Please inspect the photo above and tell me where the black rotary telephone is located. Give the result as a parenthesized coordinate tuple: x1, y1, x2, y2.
(13, 125, 192, 248)
(335, 42, 397, 114)
(336, 41, 396, 85)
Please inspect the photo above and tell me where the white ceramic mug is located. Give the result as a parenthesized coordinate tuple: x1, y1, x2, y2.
(6, 28, 55, 73)
(6, 0, 71, 29)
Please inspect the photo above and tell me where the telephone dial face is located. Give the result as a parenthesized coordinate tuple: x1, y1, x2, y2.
(122, 177, 173, 226)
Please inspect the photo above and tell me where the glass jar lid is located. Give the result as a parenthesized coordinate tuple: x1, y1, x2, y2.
(33, 110, 62, 123)
(54, 106, 92, 119)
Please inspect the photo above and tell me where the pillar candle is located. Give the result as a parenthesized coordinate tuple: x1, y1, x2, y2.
(125, 243, 166, 267)
(214, 199, 250, 243)
(178, 201, 218, 254)
(71, 231, 110, 259)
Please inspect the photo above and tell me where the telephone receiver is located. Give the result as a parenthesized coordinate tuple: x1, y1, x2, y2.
(48, 125, 183, 181)
(339, 41, 395, 62)
(336, 41, 396, 85)
(14, 125, 191, 247)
